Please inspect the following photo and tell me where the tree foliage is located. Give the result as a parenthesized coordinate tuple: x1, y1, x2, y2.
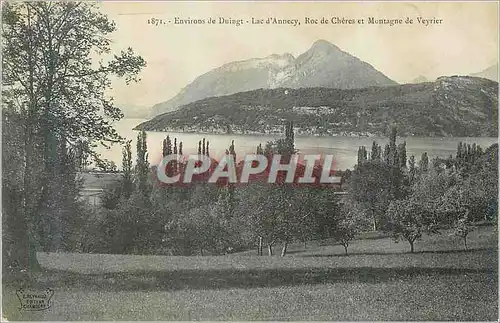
(2, 2, 145, 269)
(386, 199, 437, 253)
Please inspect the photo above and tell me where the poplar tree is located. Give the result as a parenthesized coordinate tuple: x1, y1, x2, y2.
(121, 140, 133, 199)
(408, 155, 416, 184)
(420, 152, 429, 172)
(136, 130, 150, 196)
(229, 140, 236, 162)
(371, 141, 381, 161)
(357, 146, 367, 166)
(398, 141, 407, 169)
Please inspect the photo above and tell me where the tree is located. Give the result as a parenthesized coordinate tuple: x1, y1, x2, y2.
(278, 187, 324, 256)
(332, 204, 357, 255)
(101, 183, 122, 210)
(454, 211, 475, 250)
(456, 142, 464, 161)
(2, 110, 27, 268)
(121, 140, 134, 199)
(357, 146, 367, 165)
(229, 140, 236, 161)
(439, 185, 477, 249)
(411, 168, 456, 225)
(408, 155, 417, 184)
(101, 140, 133, 210)
(388, 126, 398, 166)
(36, 134, 84, 252)
(163, 136, 172, 156)
(386, 199, 437, 253)
(135, 130, 150, 196)
(164, 201, 235, 256)
(371, 141, 381, 161)
(256, 143, 263, 155)
(293, 188, 335, 248)
(349, 161, 391, 231)
(2, 2, 145, 270)
(419, 152, 429, 172)
(208, 188, 244, 254)
(340, 169, 352, 190)
(235, 184, 280, 256)
(112, 191, 152, 254)
(241, 121, 299, 256)
(398, 141, 407, 169)
(383, 144, 390, 164)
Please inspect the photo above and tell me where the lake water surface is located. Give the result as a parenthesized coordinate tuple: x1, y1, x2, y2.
(95, 118, 498, 170)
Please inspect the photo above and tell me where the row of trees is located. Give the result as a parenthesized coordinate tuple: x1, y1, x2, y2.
(349, 132, 497, 252)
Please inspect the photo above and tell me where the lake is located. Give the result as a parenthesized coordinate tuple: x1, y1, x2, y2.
(94, 118, 498, 170)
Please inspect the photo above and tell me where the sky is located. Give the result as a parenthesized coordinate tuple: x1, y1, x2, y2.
(99, 1, 499, 108)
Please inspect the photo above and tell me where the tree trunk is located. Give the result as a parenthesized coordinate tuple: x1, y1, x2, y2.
(258, 236, 263, 256)
(24, 163, 42, 272)
(28, 231, 41, 274)
(200, 248, 204, 256)
(267, 239, 276, 256)
(372, 209, 377, 231)
(304, 241, 307, 249)
(409, 240, 414, 253)
(464, 236, 468, 250)
(343, 244, 348, 256)
(16, 9, 42, 273)
(281, 240, 288, 257)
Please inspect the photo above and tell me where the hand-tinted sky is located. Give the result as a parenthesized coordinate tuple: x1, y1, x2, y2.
(99, 1, 499, 107)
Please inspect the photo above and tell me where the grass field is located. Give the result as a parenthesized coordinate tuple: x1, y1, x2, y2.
(2, 225, 498, 321)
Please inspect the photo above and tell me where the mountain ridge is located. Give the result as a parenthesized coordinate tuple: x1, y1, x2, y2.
(150, 39, 397, 116)
(469, 63, 498, 82)
(137, 76, 498, 138)
(410, 75, 430, 84)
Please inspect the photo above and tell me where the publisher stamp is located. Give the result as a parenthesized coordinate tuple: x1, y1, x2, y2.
(15, 289, 54, 311)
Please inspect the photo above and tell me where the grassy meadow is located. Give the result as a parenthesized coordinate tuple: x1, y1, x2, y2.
(2, 225, 497, 321)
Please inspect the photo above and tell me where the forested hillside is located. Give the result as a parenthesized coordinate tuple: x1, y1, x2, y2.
(137, 76, 498, 137)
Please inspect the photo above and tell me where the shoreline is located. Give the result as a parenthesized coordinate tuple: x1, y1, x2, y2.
(132, 127, 498, 139)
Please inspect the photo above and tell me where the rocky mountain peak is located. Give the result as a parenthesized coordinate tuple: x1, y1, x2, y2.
(150, 40, 398, 116)
(309, 39, 341, 53)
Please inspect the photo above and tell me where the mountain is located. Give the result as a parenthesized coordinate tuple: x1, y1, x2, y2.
(150, 39, 397, 116)
(117, 103, 150, 119)
(150, 53, 296, 116)
(410, 75, 429, 83)
(469, 64, 498, 82)
(136, 76, 498, 137)
(280, 40, 397, 89)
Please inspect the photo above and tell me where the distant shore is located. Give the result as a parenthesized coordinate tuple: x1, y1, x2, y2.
(131, 127, 499, 139)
